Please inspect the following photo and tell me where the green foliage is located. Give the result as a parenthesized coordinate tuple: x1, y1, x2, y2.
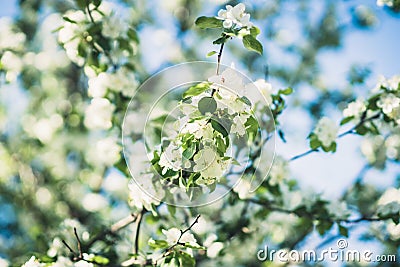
(242, 34, 263, 55)
(195, 16, 223, 29)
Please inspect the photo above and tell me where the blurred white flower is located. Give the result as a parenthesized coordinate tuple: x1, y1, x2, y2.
(377, 93, 400, 114)
(102, 15, 127, 39)
(203, 234, 224, 258)
(0, 17, 26, 50)
(0, 257, 9, 267)
(74, 260, 94, 267)
(233, 178, 253, 199)
(88, 73, 111, 98)
(378, 187, 400, 206)
(387, 221, 400, 240)
(128, 176, 163, 211)
(21, 256, 44, 267)
(82, 193, 108, 212)
(162, 227, 198, 246)
(231, 113, 250, 136)
(385, 134, 400, 159)
(87, 137, 121, 166)
(84, 98, 115, 130)
(314, 117, 338, 147)
(269, 156, 289, 186)
(209, 67, 245, 94)
(245, 79, 273, 105)
(361, 135, 386, 167)
(109, 67, 139, 97)
(217, 3, 253, 29)
(343, 98, 366, 118)
(47, 237, 63, 258)
(377, 0, 394, 7)
(1, 51, 23, 82)
(326, 201, 351, 220)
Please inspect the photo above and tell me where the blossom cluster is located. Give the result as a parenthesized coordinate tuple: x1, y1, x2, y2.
(149, 68, 260, 192)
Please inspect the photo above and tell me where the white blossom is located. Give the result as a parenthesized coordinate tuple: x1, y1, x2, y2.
(314, 117, 338, 147)
(128, 176, 163, 211)
(0, 258, 9, 267)
(269, 156, 289, 186)
(159, 142, 184, 173)
(244, 79, 273, 105)
(203, 234, 224, 258)
(231, 113, 250, 136)
(84, 98, 115, 130)
(86, 137, 121, 166)
(326, 201, 351, 220)
(233, 178, 253, 199)
(378, 187, 400, 206)
(82, 193, 108, 212)
(0, 17, 26, 50)
(208, 67, 245, 94)
(21, 256, 44, 267)
(193, 147, 230, 182)
(377, 0, 394, 7)
(101, 15, 127, 39)
(88, 73, 111, 98)
(217, 3, 253, 29)
(162, 227, 198, 246)
(343, 98, 366, 118)
(377, 93, 400, 114)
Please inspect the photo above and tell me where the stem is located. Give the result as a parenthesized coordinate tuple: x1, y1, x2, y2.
(134, 209, 146, 255)
(216, 42, 225, 75)
(289, 112, 381, 162)
(156, 215, 201, 265)
(211, 42, 225, 96)
(74, 227, 83, 259)
(289, 148, 319, 161)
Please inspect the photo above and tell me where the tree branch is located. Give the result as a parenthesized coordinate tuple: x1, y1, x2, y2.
(134, 209, 146, 255)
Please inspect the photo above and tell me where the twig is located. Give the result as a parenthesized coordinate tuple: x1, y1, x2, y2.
(216, 42, 225, 75)
(289, 112, 381, 162)
(211, 43, 225, 96)
(134, 209, 146, 255)
(74, 227, 83, 259)
(289, 148, 319, 161)
(86, 213, 138, 248)
(62, 240, 76, 254)
(156, 215, 201, 265)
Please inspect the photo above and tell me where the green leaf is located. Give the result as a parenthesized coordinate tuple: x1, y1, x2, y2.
(184, 243, 206, 250)
(316, 220, 333, 236)
(195, 16, 223, 29)
(183, 144, 196, 160)
(355, 125, 368, 135)
(245, 116, 259, 140)
(148, 239, 169, 249)
(183, 82, 210, 98)
(207, 51, 218, 57)
(250, 26, 261, 37)
(92, 255, 109, 265)
(309, 134, 321, 150)
(278, 87, 293, 95)
(338, 225, 349, 238)
(211, 119, 229, 137)
(127, 28, 139, 43)
(213, 36, 228, 45)
(198, 97, 217, 115)
(340, 116, 354, 125)
(242, 35, 263, 54)
(239, 96, 252, 106)
(62, 16, 77, 24)
(167, 205, 176, 216)
(178, 251, 195, 267)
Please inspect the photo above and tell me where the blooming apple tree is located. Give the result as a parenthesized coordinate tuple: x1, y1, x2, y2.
(0, 1, 399, 266)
